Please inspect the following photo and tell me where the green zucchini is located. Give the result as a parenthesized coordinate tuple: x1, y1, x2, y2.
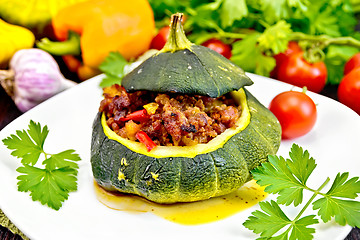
(90, 13, 281, 203)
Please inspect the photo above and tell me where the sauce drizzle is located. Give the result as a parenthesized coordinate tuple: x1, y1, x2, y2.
(94, 180, 267, 225)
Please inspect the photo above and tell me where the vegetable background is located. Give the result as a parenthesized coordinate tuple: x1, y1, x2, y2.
(149, 0, 360, 85)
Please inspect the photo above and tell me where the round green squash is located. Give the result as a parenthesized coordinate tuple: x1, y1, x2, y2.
(90, 13, 281, 203)
(91, 88, 281, 203)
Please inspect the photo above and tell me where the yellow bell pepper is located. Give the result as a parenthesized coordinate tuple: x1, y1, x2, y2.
(0, 0, 87, 35)
(37, 0, 155, 80)
(0, 19, 35, 68)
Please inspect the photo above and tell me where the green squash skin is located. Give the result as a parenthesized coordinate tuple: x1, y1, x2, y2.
(90, 88, 281, 203)
(121, 45, 253, 98)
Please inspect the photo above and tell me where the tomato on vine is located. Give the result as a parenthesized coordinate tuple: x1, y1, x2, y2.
(269, 89, 317, 139)
(338, 67, 360, 115)
(277, 52, 327, 93)
(201, 38, 232, 59)
(271, 41, 302, 78)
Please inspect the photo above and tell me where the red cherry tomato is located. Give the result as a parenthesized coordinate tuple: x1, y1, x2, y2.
(150, 26, 170, 50)
(269, 90, 317, 139)
(344, 52, 360, 75)
(277, 52, 327, 93)
(271, 41, 302, 78)
(201, 38, 232, 59)
(337, 67, 360, 115)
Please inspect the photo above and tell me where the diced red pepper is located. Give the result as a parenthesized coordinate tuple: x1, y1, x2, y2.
(119, 109, 149, 122)
(135, 131, 157, 152)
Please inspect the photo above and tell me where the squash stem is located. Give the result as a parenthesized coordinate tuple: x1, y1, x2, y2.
(161, 13, 193, 53)
(36, 31, 81, 56)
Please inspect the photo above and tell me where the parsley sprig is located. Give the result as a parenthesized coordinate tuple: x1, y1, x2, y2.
(244, 144, 360, 239)
(2, 120, 81, 210)
(99, 52, 128, 88)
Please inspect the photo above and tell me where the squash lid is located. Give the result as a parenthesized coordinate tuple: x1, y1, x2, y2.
(121, 13, 253, 98)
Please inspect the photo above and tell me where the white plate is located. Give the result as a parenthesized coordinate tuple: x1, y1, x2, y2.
(0, 73, 359, 240)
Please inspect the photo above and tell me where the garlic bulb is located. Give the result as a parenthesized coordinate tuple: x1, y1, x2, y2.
(0, 48, 76, 112)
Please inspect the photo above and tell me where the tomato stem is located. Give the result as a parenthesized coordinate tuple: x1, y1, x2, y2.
(302, 46, 326, 63)
(290, 32, 360, 49)
(218, 31, 248, 40)
(258, 19, 271, 29)
(302, 86, 308, 94)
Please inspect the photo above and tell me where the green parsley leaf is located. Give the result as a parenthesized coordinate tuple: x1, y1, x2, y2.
(326, 172, 360, 199)
(219, 0, 248, 28)
(313, 197, 360, 226)
(99, 52, 128, 87)
(258, 0, 309, 24)
(325, 45, 358, 84)
(27, 120, 49, 148)
(231, 33, 261, 71)
(258, 20, 292, 55)
(17, 165, 78, 210)
(231, 33, 276, 77)
(253, 48, 276, 77)
(325, 59, 344, 85)
(334, 3, 357, 36)
(244, 200, 291, 237)
(289, 215, 318, 240)
(251, 144, 317, 206)
(244, 200, 318, 239)
(16, 165, 46, 192)
(260, 0, 289, 23)
(251, 154, 305, 206)
(314, 8, 340, 37)
(312, 172, 360, 226)
(2, 120, 47, 165)
(245, 143, 360, 239)
(287, 144, 317, 185)
(43, 149, 81, 171)
(288, 0, 310, 12)
(148, 0, 189, 21)
(2, 121, 81, 210)
(99, 52, 128, 77)
(303, 1, 341, 37)
(186, 1, 222, 31)
(99, 75, 125, 88)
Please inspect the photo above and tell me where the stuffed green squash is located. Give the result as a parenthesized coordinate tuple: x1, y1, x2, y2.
(91, 13, 281, 204)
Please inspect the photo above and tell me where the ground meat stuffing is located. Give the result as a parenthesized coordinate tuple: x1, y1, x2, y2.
(99, 84, 242, 146)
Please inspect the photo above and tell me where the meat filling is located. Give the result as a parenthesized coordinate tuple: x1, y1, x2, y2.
(99, 84, 242, 146)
